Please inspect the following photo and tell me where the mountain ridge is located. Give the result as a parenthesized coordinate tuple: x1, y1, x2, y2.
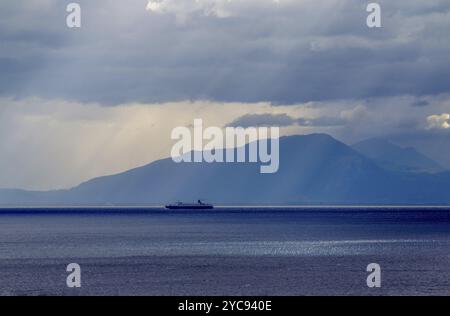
(1, 134, 450, 206)
(352, 138, 445, 173)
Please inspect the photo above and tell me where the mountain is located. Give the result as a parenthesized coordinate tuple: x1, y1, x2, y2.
(390, 133, 450, 171)
(352, 138, 445, 173)
(2, 134, 450, 206)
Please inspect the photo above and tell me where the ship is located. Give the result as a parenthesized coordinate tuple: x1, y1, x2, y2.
(165, 200, 214, 210)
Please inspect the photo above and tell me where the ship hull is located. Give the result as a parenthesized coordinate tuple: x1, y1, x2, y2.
(165, 205, 214, 210)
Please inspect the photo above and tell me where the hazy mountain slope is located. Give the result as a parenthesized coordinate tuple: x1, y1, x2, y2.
(352, 139, 445, 173)
(390, 134, 450, 171)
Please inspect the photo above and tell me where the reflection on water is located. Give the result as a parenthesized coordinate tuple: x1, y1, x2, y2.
(0, 209, 450, 259)
(1, 208, 450, 295)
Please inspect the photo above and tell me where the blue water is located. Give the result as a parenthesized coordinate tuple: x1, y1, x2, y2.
(0, 207, 450, 295)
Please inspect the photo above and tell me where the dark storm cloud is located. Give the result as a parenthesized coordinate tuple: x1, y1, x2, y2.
(1, 0, 450, 104)
(228, 113, 346, 128)
(227, 113, 298, 128)
(412, 99, 431, 107)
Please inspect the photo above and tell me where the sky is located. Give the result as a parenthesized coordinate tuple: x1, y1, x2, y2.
(1, 0, 450, 190)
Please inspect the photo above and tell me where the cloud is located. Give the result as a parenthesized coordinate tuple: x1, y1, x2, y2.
(146, 0, 282, 19)
(427, 113, 450, 129)
(228, 113, 346, 128)
(227, 113, 297, 128)
(146, 0, 232, 19)
(340, 105, 370, 122)
(1, 1, 450, 104)
(412, 99, 430, 107)
(298, 116, 347, 127)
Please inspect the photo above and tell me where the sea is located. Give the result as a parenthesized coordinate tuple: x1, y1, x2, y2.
(0, 207, 449, 296)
